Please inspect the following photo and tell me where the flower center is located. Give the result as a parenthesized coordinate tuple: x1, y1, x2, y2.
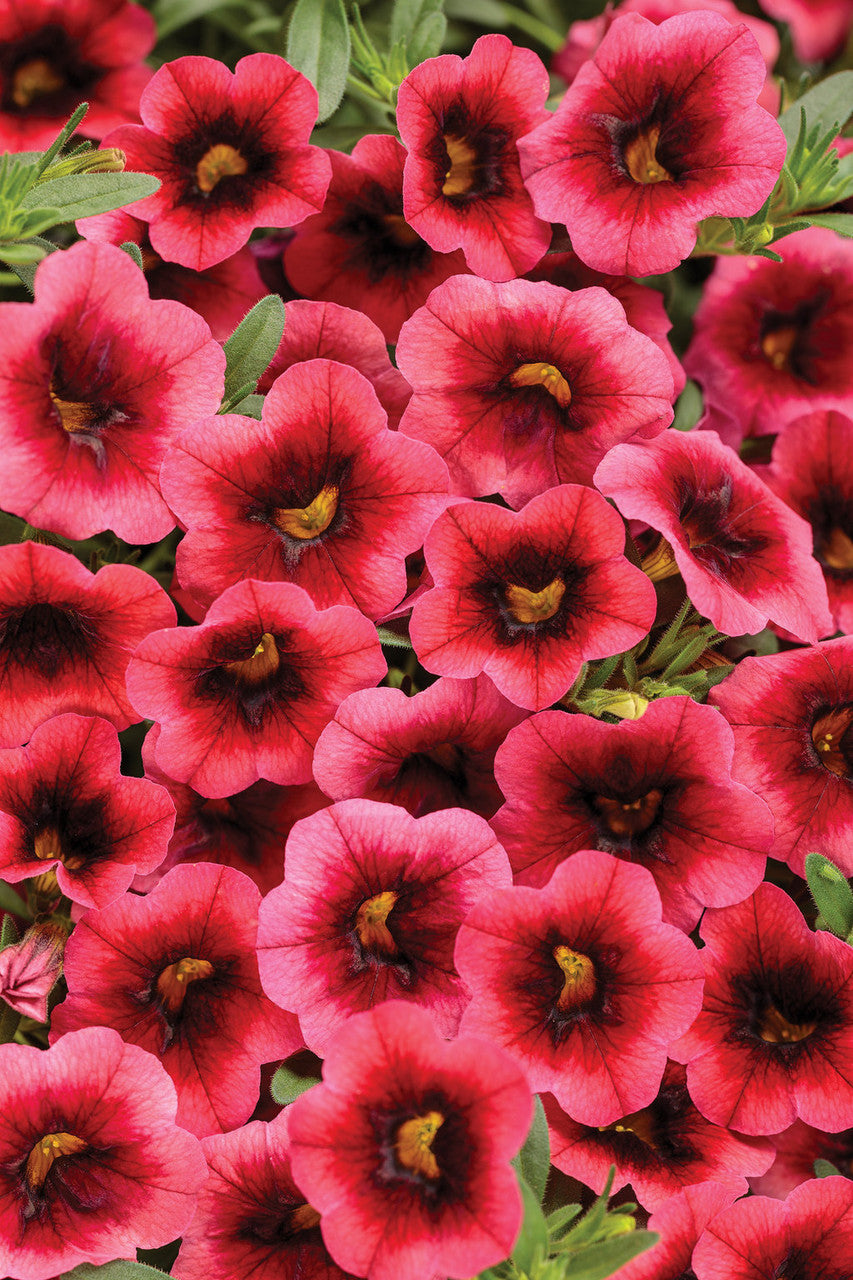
(760, 325, 798, 372)
(382, 213, 421, 247)
(592, 790, 664, 838)
(623, 126, 672, 185)
(442, 135, 478, 196)
(598, 1106, 658, 1149)
(156, 956, 214, 1015)
(553, 945, 596, 1012)
(758, 1003, 817, 1044)
(509, 362, 572, 408)
(195, 143, 249, 194)
(819, 526, 853, 571)
(272, 486, 339, 541)
(394, 1111, 444, 1180)
(11, 57, 65, 108)
(25, 1131, 87, 1193)
(224, 632, 280, 686)
(355, 890, 399, 958)
(811, 706, 853, 778)
(504, 578, 565, 624)
(289, 1203, 321, 1232)
(50, 386, 98, 435)
(32, 823, 84, 872)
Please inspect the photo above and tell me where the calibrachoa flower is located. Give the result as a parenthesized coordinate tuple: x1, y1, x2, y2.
(0, 0, 154, 150)
(287, 1001, 532, 1280)
(491, 699, 773, 932)
(0, 1026, 206, 1280)
(611, 1182, 749, 1280)
(396, 33, 551, 281)
(0, 240, 225, 543)
(409, 486, 657, 711)
(173, 1113, 357, 1280)
(283, 134, 468, 344)
(0, 541, 175, 749)
(396, 275, 674, 503)
(684, 227, 853, 440)
(257, 798, 512, 1053)
(595, 429, 833, 643)
(674, 883, 853, 1135)
(518, 11, 786, 276)
(758, 0, 853, 61)
(125, 578, 386, 798)
(51, 863, 301, 1138)
(710, 637, 853, 875)
(0, 713, 175, 909)
(103, 53, 331, 270)
(163, 359, 450, 617)
(455, 850, 704, 1126)
(749, 1119, 853, 1198)
(312, 674, 528, 819)
(0, 921, 64, 1023)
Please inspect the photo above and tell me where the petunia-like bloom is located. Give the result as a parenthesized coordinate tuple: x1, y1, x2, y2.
(257, 798, 511, 1053)
(312, 675, 528, 819)
(163, 359, 450, 617)
(710, 637, 853, 875)
(543, 1062, 771, 1210)
(283, 134, 468, 344)
(758, 0, 853, 61)
(491, 699, 773, 932)
(749, 1119, 853, 1199)
(102, 54, 331, 271)
(684, 227, 853, 440)
(0, 1025, 206, 1280)
(0, 240, 225, 543)
(0, 541, 175, 750)
(397, 275, 674, 503)
(595, 429, 833, 642)
(455, 850, 704, 1126)
(608, 1182, 749, 1280)
(673, 883, 853, 1135)
(692, 1177, 853, 1280)
(51, 863, 301, 1138)
(0, 921, 65, 1023)
(409, 486, 657, 712)
(0, 714, 174, 910)
(126, 578, 386, 798)
(396, 33, 551, 281)
(0, 0, 154, 151)
(287, 1000, 532, 1280)
(173, 1113, 357, 1280)
(518, 11, 786, 277)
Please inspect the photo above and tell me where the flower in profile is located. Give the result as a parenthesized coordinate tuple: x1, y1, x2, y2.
(0, 0, 155, 151)
(519, 11, 786, 276)
(611, 1181, 749, 1280)
(103, 53, 331, 270)
(0, 1026, 205, 1280)
(0, 541, 175, 750)
(0, 921, 65, 1023)
(51, 863, 301, 1138)
(456, 850, 704, 1126)
(287, 1001, 532, 1280)
(0, 240, 225, 543)
(749, 1119, 853, 1199)
(757, 0, 853, 61)
(409, 486, 657, 711)
(396, 33, 551, 281)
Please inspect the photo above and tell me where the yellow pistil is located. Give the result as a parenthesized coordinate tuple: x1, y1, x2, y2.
(553, 945, 596, 1012)
(272, 485, 339, 541)
(156, 956, 214, 1015)
(761, 325, 798, 371)
(623, 126, 672, 185)
(290, 1203, 321, 1232)
(25, 1132, 88, 1193)
(592, 789, 663, 838)
(758, 1003, 817, 1045)
(195, 143, 249, 194)
(640, 533, 680, 583)
(382, 213, 421, 246)
(49, 387, 96, 436)
(820, 526, 853, 571)
(224, 632, 280, 686)
(509, 362, 572, 408)
(811, 706, 853, 778)
(442, 136, 477, 197)
(355, 890, 399, 958)
(504, 577, 565, 624)
(394, 1111, 444, 1179)
(11, 58, 64, 108)
(598, 1107, 657, 1149)
(32, 825, 84, 872)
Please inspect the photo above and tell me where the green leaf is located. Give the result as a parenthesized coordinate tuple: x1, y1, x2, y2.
(562, 1230, 659, 1280)
(150, 0, 239, 40)
(17, 207, 63, 237)
(269, 1063, 320, 1106)
(391, 0, 443, 45)
(231, 393, 265, 419)
(287, 0, 350, 123)
(222, 294, 285, 406)
(392, 0, 447, 62)
(511, 1174, 550, 1277)
(779, 72, 853, 146)
(547, 1203, 583, 1240)
(0, 240, 49, 264)
(512, 1094, 551, 1203)
(60, 1262, 173, 1278)
(408, 11, 448, 64)
(0, 880, 32, 920)
(119, 241, 144, 271)
(21, 172, 159, 223)
(35, 103, 89, 178)
(814, 1158, 842, 1177)
(802, 212, 853, 237)
(805, 853, 853, 940)
(0, 913, 18, 949)
(672, 379, 703, 432)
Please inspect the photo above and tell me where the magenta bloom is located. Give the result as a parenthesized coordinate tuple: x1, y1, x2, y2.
(312, 674, 527, 819)
(51, 863, 301, 1137)
(519, 11, 785, 276)
(613, 1182, 749, 1280)
(163, 359, 449, 617)
(491, 699, 773, 932)
(287, 1001, 532, 1280)
(750, 1120, 853, 1199)
(410, 486, 657, 711)
(674, 883, 853, 1135)
(0, 922, 64, 1023)
(456, 850, 704, 1126)
(0, 1026, 205, 1280)
(126, 579, 386, 798)
(0, 0, 154, 150)
(104, 54, 331, 270)
(397, 275, 674, 503)
(257, 798, 511, 1053)
(0, 240, 225, 543)
(758, 0, 853, 61)
(396, 33, 551, 281)
(0, 541, 175, 749)
(0, 714, 174, 909)
(596, 429, 833, 642)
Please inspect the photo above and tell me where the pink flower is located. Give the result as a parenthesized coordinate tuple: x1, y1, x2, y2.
(614, 1182, 749, 1280)
(757, 0, 853, 61)
(0, 922, 64, 1023)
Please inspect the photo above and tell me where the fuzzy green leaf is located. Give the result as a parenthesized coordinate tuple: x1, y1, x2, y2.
(60, 1262, 172, 1278)
(562, 1231, 659, 1280)
(119, 241, 144, 270)
(779, 72, 853, 145)
(512, 1094, 551, 1203)
(21, 172, 159, 222)
(269, 1063, 320, 1106)
(222, 294, 285, 406)
(805, 853, 853, 940)
(150, 0, 239, 40)
(511, 1174, 550, 1276)
(802, 212, 853, 237)
(287, 0, 350, 123)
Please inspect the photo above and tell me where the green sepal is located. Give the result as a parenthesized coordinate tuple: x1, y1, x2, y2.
(119, 241, 144, 270)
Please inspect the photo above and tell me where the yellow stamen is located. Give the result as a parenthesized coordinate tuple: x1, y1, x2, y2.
(32, 825, 84, 872)
(272, 485, 339, 541)
(761, 325, 798, 371)
(592, 790, 663, 838)
(442, 136, 477, 196)
(394, 1111, 443, 1179)
(811, 706, 853, 778)
(509, 362, 572, 408)
(623, 126, 672, 185)
(382, 213, 421, 247)
(224, 632, 280, 686)
(820, 526, 853, 571)
(290, 1203, 321, 1232)
(25, 1132, 87, 1193)
(553, 945, 596, 1012)
(597, 1107, 657, 1149)
(11, 58, 64, 108)
(355, 890, 399, 958)
(50, 387, 96, 436)
(758, 1004, 817, 1044)
(195, 143, 249, 194)
(504, 577, 565, 624)
(156, 956, 214, 1015)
